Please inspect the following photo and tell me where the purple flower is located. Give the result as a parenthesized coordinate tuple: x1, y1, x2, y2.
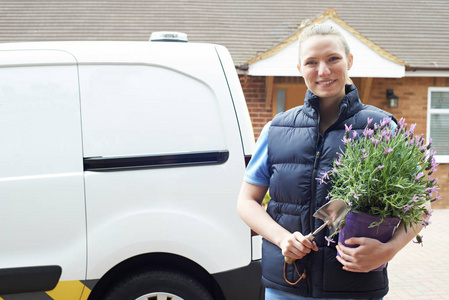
(367, 117, 373, 126)
(416, 134, 424, 147)
(342, 136, 352, 145)
(363, 128, 374, 138)
(321, 171, 330, 181)
(431, 191, 442, 202)
(411, 194, 420, 202)
(360, 153, 368, 162)
(371, 138, 380, 147)
(422, 219, 432, 228)
(315, 177, 328, 185)
(352, 131, 358, 139)
(413, 235, 424, 247)
(353, 193, 362, 200)
(414, 172, 424, 183)
(427, 138, 432, 150)
(325, 236, 336, 247)
(409, 123, 416, 136)
(376, 165, 385, 171)
(325, 195, 330, 201)
(383, 146, 394, 155)
(345, 123, 353, 132)
(381, 130, 391, 142)
(425, 186, 439, 194)
(380, 117, 392, 128)
(398, 117, 406, 128)
(404, 205, 413, 213)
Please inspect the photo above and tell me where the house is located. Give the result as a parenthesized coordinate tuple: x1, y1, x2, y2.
(0, 0, 447, 208)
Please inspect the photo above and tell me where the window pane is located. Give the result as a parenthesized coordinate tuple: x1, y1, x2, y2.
(430, 114, 449, 155)
(276, 88, 286, 113)
(431, 91, 449, 109)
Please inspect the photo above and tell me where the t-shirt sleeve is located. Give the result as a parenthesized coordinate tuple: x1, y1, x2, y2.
(244, 122, 271, 186)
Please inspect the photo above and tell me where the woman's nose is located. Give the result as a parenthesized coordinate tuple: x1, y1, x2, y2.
(318, 63, 331, 76)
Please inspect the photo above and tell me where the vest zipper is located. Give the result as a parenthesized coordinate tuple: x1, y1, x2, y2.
(306, 96, 348, 296)
(307, 127, 323, 296)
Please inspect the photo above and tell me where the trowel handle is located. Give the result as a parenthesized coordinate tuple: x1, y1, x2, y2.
(284, 233, 315, 264)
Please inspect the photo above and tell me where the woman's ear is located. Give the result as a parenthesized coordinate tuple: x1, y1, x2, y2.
(347, 54, 354, 70)
(297, 63, 301, 74)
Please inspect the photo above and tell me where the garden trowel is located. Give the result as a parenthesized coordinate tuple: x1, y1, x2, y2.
(285, 199, 347, 264)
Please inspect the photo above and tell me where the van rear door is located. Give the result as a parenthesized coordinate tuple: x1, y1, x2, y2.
(0, 49, 86, 298)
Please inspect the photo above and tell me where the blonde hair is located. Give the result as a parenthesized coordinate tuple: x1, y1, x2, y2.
(298, 23, 351, 64)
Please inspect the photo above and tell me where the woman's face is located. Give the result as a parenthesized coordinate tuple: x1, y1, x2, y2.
(297, 35, 353, 105)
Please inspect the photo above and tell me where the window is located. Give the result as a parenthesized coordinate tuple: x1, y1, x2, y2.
(427, 87, 449, 163)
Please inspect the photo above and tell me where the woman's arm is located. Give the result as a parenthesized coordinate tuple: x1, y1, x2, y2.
(237, 182, 318, 261)
(336, 201, 432, 272)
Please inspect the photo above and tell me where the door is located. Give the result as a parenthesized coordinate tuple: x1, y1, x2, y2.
(0, 50, 86, 298)
(273, 84, 308, 115)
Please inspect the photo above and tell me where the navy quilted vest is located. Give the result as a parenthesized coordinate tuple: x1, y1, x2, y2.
(263, 84, 396, 299)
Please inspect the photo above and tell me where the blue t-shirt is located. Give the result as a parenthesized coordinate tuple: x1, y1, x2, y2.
(244, 122, 271, 186)
(244, 120, 397, 187)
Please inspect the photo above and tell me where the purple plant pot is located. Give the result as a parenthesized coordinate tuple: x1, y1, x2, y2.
(338, 211, 400, 271)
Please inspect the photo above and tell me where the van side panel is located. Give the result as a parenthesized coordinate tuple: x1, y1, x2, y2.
(79, 44, 251, 278)
(215, 45, 255, 156)
(79, 64, 226, 157)
(0, 51, 86, 296)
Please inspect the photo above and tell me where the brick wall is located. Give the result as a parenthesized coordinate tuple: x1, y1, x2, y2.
(239, 75, 273, 139)
(240, 74, 449, 208)
(365, 77, 449, 209)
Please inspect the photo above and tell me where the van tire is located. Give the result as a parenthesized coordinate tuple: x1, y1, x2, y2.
(103, 269, 213, 300)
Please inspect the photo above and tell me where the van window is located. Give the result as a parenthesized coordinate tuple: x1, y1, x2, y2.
(79, 64, 226, 158)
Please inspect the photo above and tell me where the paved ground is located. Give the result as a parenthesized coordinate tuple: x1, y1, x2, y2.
(385, 209, 449, 300)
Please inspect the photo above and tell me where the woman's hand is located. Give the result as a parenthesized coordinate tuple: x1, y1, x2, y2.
(282, 231, 319, 261)
(336, 202, 432, 273)
(237, 182, 319, 261)
(335, 237, 395, 272)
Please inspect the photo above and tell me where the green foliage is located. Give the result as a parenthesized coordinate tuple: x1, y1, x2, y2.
(262, 190, 271, 207)
(323, 117, 438, 238)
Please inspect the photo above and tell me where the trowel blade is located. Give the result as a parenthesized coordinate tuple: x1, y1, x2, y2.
(313, 199, 347, 235)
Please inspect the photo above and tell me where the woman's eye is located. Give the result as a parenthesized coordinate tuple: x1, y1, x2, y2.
(305, 61, 316, 66)
(329, 56, 340, 62)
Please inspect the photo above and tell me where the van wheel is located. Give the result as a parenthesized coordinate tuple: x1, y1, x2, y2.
(103, 269, 213, 300)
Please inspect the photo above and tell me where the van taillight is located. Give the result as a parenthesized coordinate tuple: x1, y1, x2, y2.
(245, 155, 252, 167)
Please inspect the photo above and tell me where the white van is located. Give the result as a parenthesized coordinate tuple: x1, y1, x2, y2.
(0, 34, 263, 300)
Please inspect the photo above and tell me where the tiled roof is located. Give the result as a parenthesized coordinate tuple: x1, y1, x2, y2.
(0, 0, 447, 69)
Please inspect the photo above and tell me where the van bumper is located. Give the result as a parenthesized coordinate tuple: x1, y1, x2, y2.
(213, 260, 264, 300)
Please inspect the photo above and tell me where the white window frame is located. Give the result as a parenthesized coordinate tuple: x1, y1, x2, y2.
(427, 87, 449, 163)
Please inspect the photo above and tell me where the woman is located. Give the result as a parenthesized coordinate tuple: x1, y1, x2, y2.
(237, 23, 429, 299)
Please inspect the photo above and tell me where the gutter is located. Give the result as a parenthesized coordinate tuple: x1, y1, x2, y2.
(406, 66, 449, 72)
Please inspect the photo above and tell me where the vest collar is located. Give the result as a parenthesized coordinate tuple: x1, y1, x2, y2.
(303, 84, 363, 120)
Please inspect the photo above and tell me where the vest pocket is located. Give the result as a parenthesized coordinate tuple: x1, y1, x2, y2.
(321, 246, 388, 292)
(262, 239, 308, 288)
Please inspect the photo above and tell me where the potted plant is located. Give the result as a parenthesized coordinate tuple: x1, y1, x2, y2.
(318, 117, 438, 269)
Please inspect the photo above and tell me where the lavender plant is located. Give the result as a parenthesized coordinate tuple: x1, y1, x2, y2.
(320, 117, 439, 243)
